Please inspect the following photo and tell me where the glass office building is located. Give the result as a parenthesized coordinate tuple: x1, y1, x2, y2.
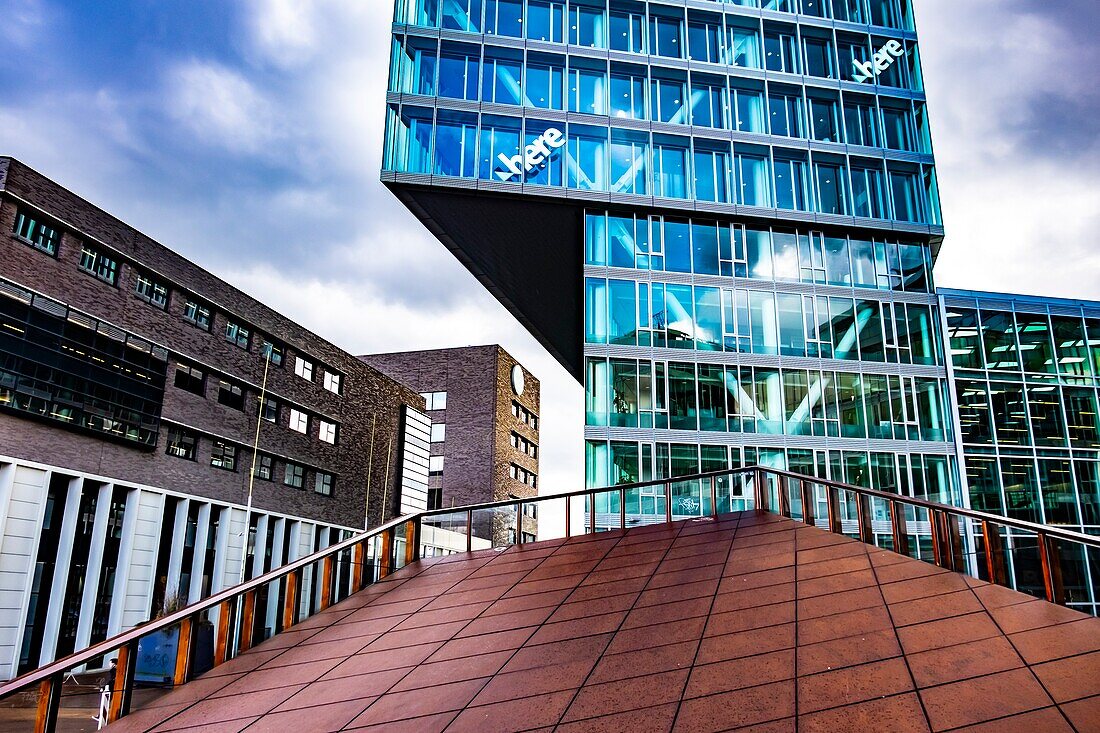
(381, 0, 1100, 612)
(383, 0, 956, 527)
(942, 289, 1100, 615)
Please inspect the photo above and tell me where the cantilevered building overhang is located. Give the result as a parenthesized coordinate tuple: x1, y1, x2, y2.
(385, 178, 944, 383)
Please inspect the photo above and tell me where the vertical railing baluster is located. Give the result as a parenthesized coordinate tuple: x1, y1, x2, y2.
(351, 542, 365, 594)
(754, 469, 768, 512)
(107, 640, 137, 722)
(565, 494, 571, 538)
(516, 504, 524, 546)
(214, 599, 232, 666)
(946, 514, 964, 572)
(800, 481, 816, 527)
(826, 484, 841, 534)
(465, 511, 473, 553)
(405, 519, 419, 562)
(33, 673, 62, 733)
(589, 492, 597, 534)
(665, 482, 672, 524)
(238, 590, 257, 653)
(779, 478, 792, 518)
(891, 500, 909, 557)
(982, 520, 1007, 586)
(173, 616, 193, 686)
(380, 528, 395, 578)
(319, 555, 335, 611)
(856, 493, 873, 544)
(283, 570, 299, 630)
(1038, 533, 1066, 605)
(709, 475, 718, 517)
(619, 488, 626, 530)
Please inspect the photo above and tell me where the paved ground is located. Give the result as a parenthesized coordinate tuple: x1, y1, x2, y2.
(102, 511, 1100, 732)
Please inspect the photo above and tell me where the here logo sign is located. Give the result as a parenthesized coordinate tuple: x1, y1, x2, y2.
(495, 128, 566, 182)
(852, 39, 905, 84)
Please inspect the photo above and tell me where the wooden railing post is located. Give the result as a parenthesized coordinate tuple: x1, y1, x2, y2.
(464, 512, 473, 552)
(856, 493, 874, 544)
(946, 514, 965, 571)
(283, 570, 300, 630)
(800, 481, 816, 527)
(173, 616, 193, 686)
(379, 528, 395, 578)
(982, 520, 1007, 586)
(107, 641, 137, 723)
(778, 478, 792, 518)
(515, 505, 524, 546)
(891, 501, 909, 558)
(664, 483, 672, 523)
(214, 600, 232, 666)
(319, 555, 335, 611)
(709, 475, 718, 517)
(565, 495, 571, 538)
(590, 492, 599, 534)
(1038, 533, 1066, 605)
(405, 519, 419, 563)
(826, 485, 841, 534)
(754, 469, 769, 513)
(33, 673, 62, 733)
(619, 488, 626, 530)
(351, 542, 365, 594)
(238, 590, 257, 653)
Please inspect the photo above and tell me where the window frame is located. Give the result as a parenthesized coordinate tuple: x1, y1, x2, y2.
(78, 245, 120, 285)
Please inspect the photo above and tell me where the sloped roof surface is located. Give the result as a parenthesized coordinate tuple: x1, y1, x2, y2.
(109, 512, 1100, 732)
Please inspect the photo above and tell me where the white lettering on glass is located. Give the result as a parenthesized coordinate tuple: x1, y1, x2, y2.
(495, 128, 566, 182)
(852, 40, 905, 84)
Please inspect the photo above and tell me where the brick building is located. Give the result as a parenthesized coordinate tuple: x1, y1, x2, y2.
(0, 157, 430, 679)
(360, 346, 540, 543)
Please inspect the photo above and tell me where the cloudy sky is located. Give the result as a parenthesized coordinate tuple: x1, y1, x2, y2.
(1, 0, 1097, 493)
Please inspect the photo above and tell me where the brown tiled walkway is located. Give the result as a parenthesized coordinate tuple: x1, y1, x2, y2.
(108, 512, 1100, 732)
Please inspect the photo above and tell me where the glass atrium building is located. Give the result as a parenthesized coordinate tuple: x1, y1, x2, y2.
(382, 0, 1096, 612)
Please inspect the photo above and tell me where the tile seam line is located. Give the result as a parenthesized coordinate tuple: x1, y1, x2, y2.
(133, 572, 435, 731)
(957, 576, 1080, 731)
(228, 548, 523, 733)
(546, 517, 717, 730)
(666, 512, 744, 732)
(864, 540, 939, 733)
(427, 523, 646, 732)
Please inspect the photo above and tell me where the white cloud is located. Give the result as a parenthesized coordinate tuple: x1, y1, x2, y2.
(165, 60, 281, 155)
(0, 0, 46, 49)
(245, 0, 319, 68)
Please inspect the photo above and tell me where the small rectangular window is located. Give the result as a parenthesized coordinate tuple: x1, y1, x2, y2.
(78, 245, 119, 285)
(289, 408, 309, 434)
(420, 391, 448, 410)
(315, 472, 334, 496)
(210, 440, 238, 471)
(319, 420, 337, 444)
(134, 273, 169, 309)
(166, 426, 197, 460)
(429, 455, 445, 476)
(184, 300, 213, 331)
(254, 454, 273, 481)
(217, 380, 245, 410)
(225, 321, 250, 350)
(323, 371, 342, 394)
(430, 423, 446, 443)
(260, 398, 278, 423)
(261, 339, 284, 366)
(13, 210, 60, 255)
(284, 462, 305, 488)
(174, 363, 205, 396)
(294, 356, 314, 381)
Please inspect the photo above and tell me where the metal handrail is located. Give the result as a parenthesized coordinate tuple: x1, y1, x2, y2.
(4, 465, 1098, 732)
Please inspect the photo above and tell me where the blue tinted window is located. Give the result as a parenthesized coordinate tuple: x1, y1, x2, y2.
(438, 45, 478, 100)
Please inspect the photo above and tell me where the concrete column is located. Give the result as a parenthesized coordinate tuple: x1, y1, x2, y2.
(38, 477, 83, 666)
(188, 502, 211, 603)
(164, 498, 191, 600)
(74, 483, 114, 652)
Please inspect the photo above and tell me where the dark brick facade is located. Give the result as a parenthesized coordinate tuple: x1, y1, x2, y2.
(0, 157, 423, 528)
(359, 345, 541, 518)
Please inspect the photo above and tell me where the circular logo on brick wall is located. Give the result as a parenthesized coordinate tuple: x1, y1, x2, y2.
(511, 365, 525, 396)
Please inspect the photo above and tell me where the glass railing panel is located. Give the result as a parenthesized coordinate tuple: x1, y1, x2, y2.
(586, 489, 621, 532)
(670, 478, 706, 521)
(1004, 530, 1044, 600)
(1053, 537, 1091, 607)
(522, 495, 562, 542)
(469, 506, 517, 549)
(421, 511, 471, 557)
(623, 484, 667, 529)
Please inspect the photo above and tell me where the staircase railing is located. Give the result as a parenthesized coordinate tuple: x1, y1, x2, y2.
(2, 466, 1097, 732)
